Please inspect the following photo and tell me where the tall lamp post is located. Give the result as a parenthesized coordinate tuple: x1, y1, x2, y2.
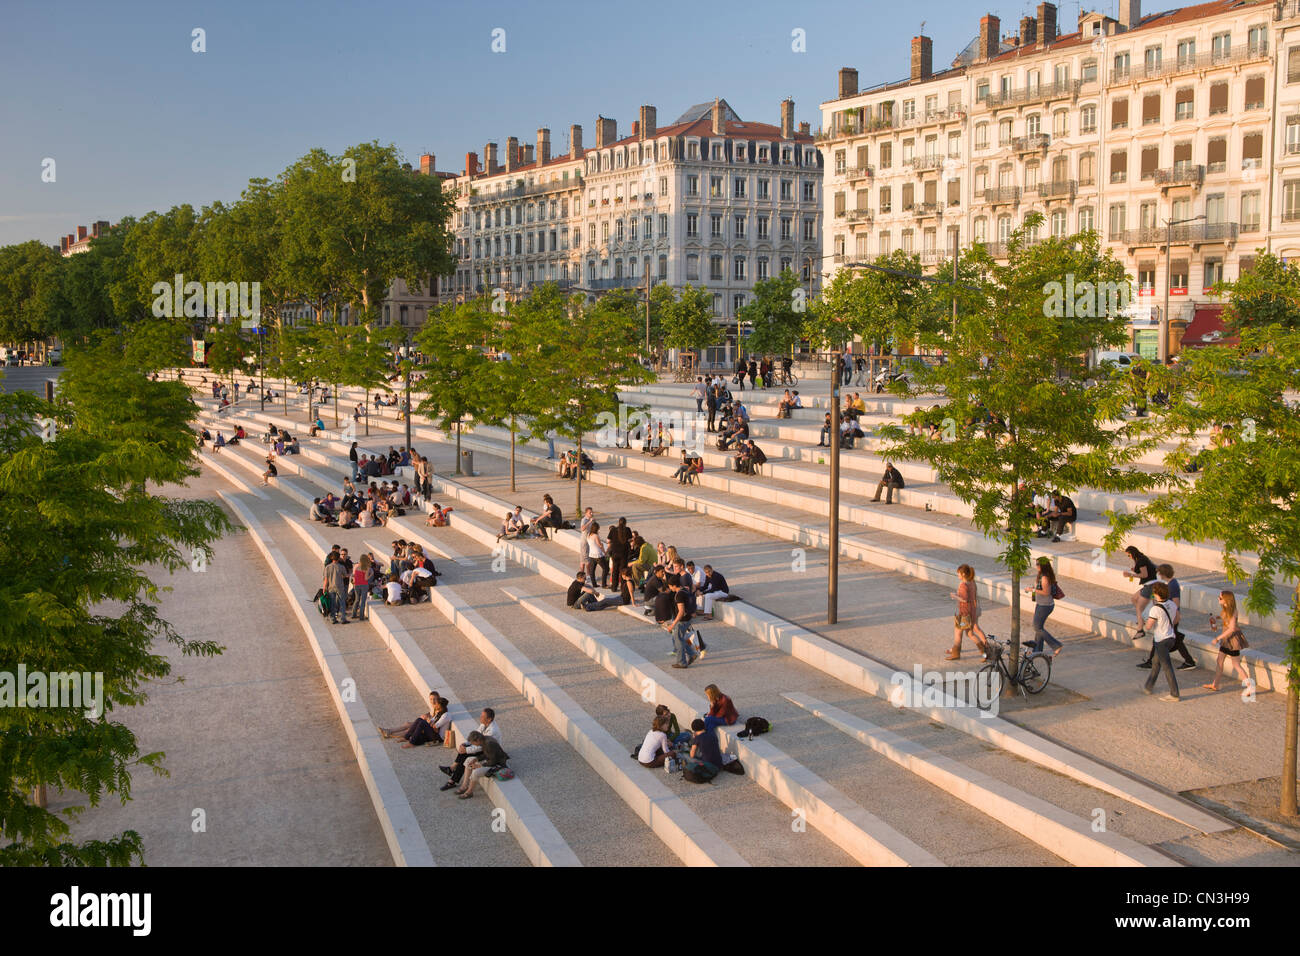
(1160, 214, 1205, 364)
(403, 329, 415, 452)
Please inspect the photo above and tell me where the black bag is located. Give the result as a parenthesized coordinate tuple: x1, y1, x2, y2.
(682, 760, 719, 784)
(737, 716, 771, 739)
(721, 758, 745, 775)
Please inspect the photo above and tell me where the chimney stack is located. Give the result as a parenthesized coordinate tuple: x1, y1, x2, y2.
(595, 116, 616, 148)
(1019, 16, 1037, 45)
(798, 122, 810, 135)
(523, 144, 535, 165)
(1037, 2, 1057, 44)
(60, 236, 68, 254)
(485, 142, 499, 175)
(780, 98, 795, 138)
(838, 67, 859, 98)
(712, 98, 725, 135)
(537, 128, 551, 164)
(76, 225, 87, 241)
(419, 153, 435, 175)
(465, 151, 480, 176)
(505, 136, 519, 172)
(911, 35, 933, 81)
(570, 124, 583, 158)
(639, 104, 657, 139)
(1118, 0, 1140, 31)
(979, 14, 1000, 61)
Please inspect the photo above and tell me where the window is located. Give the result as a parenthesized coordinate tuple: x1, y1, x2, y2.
(1027, 114, 1041, 137)
(901, 229, 913, 253)
(879, 142, 892, 168)
(1142, 93, 1161, 125)
(710, 214, 722, 237)
(659, 255, 667, 280)
(711, 143, 723, 161)
(658, 214, 668, 235)
(629, 219, 638, 241)
(1113, 51, 1131, 80)
(1079, 153, 1096, 185)
(1248, 25, 1267, 56)
(1082, 59, 1098, 84)
(1110, 150, 1128, 184)
(687, 174, 699, 197)
(999, 118, 1013, 145)
(1169, 259, 1188, 294)
(780, 217, 792, 240)
(1176, 39, 1196, 68)
(1140, 146, 1159, 180)
(1206, 193, 1226, 225)
(997, 215, 1013, 242)
(734, 215, 747, 239)
(758, 146, 768, 163)
(834, 191, 846, 217)
(1112, 97, 1129, 130)
(1212, 32, 1231, 62)
(1243, 132, 1264, 168)
(902, 99, 916, 122)
(709, 176, 723, 198)
(1077, 208, 1094, 234)
(880, 186, 892, 213)
(1204, 258, 1223, 290)
(1289, 47, 1300, 84)
(803, 218, 815, 241)
(857, 145, 870, 168)
(733, 256, 747, 280)
(686, 213, 699, 238)
(757, 256, 769, 280)
(1140, 201, 1157, 231)
(757, 178, 770, 199)
(734, 177, 747, 199)
(1289, 120, 1300, 155)
(973, 217, 988, 243)
(976, 79, 990, 101)
(1286, 181, 1300, 221)
(1240, 192, 1261, 229)
(878, 232, 891, 256)
(615, 220, 625, 242)
(834, 150, 846, 174)
(709, 255, 723, 280)
(1053, 110, 1068, 137)
(659, 176, 668, 196)
(1054, 63, 1070, 87)
(1025, 163, 1040, 191)
(975, 123, 989, 150)
(757, 215, 770, 239)
(1138, 263, 1155, 293)
(803, 180, 816, 202)
(925, 94, 939, 116)
(1109, 203, 1126, 238)
(1080, 105, 1097, 133)
(1245, 76, 1265, 110)
(1209, 82, 1228, 116)
(902, 139, 915, 164)
(780, 179, 792, 200)
(901, 183, 914, 211)
(1174, 88, 1194, 121)
(947, 178, 961, 207)
(1207, 137, 1227, 172)
(1051, 210, 1067, 237)
(1144, 45, 1162, 76)
(712, 293, 722, 315)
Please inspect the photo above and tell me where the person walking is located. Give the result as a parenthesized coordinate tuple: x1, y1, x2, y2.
(690, 377, 706, 414)
(1142, 581, 1181, 701)
(1122, 545, 1159, 639)
(349, 441, 360, 480)
(1138, 564, 1196, 671)
(1203, 590, 1253, 695)
(946, 564, 989, 660)
(324, 553, 350, 625)
(1024, 556, 1063, 656)
(705, 384, 718, 433)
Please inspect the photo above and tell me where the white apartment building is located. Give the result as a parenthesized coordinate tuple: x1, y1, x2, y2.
(433, 99, 823, 364)
(819, 0, 1300, 357)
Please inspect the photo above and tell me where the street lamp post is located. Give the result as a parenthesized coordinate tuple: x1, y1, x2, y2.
(1161, 214, 1205, 364)
(404, 330, 414, 452)
(828, 351, 842, 624)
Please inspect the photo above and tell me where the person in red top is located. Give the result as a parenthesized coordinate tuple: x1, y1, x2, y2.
(946, 564, 989, 661)
(702, 684, 738, 735)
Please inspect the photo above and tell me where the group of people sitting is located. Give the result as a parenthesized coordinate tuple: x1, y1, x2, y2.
(1032, 492, 1078, 542)
(381, 699, 508, 799)
(557, 448, 594, 480)
(261, 425, 301, 456)
(631, 688, 743, 782)
(817, 413, 866, 449)
(776, 389, 803, 419)
(351, 443, 411, 480)
(199, 425, 247, 451)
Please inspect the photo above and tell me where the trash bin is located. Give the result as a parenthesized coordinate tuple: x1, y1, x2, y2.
(460, 450, 474, 475)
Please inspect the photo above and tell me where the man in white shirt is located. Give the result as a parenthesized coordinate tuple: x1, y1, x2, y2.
(1141, 581, 1181, 702)
(384, 575, 403, 606)
(441, 708, 501, 790)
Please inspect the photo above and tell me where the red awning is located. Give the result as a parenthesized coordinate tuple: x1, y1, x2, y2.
(1180, 305, 1237, 348)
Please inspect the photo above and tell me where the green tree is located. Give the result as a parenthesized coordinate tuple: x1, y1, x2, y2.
(660, 285, 719, 354)
(415, 298, 496, 473)
(522, 289, 654, 516)
(880, 216, 1161, 673)
(0, 342, 232, 865)
(1123, 252, 1300, 815)
(739, 270, 805, 359)
(0, 241, 63, 353)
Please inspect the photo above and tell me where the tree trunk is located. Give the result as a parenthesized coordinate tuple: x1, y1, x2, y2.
(1284, 677, 1298, 817)
(364, 391, 370, 436)
(575, 434, 583, 518)
(32, 784, 47, 808)
(510, 414, 517, 493)
(332, 383, 339, 427)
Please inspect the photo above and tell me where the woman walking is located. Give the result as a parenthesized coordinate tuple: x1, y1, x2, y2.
(1122, 545, 1159, 637)
(1025, 556, 1063, 656)
(1203, 591, 1254, 695)
(945, 564, 989, 661)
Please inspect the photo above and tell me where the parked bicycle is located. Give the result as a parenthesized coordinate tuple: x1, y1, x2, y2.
(975, 637, 1052, 709)
(774, 367, 799, 388)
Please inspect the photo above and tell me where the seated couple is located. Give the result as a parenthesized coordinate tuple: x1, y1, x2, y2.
(380, 692, 451, 748)
(566, 569, 634, 611)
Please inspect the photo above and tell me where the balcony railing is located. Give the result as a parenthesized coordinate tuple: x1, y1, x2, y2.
(981, 79, 1085, 110)
(909, 155, 947, 172)
(1154, 164, 1206, 188)
(844, 165, 874, 180)
(1110, 43, 1269, 85)
(914, 202, 940, 218)
(1280, 0, 1300, 19)
(846, 208, 873, 223)
(979, 186, 1021, 206)
(1120, 222, 1240, 245)
(1012, 133, 1051, 154)
(1035, 179, 1078, 200)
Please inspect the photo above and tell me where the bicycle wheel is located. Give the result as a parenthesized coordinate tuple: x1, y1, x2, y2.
(1020, 653, 1052, 694)
(975, 662, 1004, 710)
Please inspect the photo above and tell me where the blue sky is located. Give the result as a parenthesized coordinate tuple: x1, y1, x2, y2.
(0, 0, 1064, 246)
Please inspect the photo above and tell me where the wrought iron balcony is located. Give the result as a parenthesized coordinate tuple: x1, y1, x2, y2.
(978, 186, 1021, 206)
(1154, 164, 1206, 188)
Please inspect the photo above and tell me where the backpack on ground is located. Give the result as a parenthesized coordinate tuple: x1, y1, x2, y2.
(721, 754, 745, 775)
(682, 758, 719, 784)
(737, 716, 771, 739)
